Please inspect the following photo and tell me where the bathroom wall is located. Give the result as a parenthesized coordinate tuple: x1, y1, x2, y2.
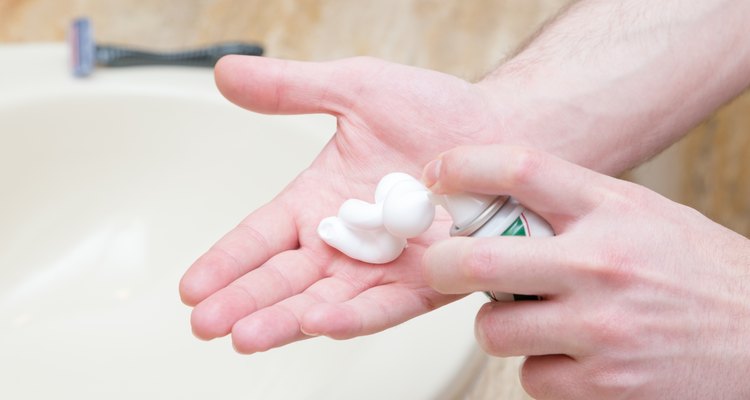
(2, 0, 747, 398)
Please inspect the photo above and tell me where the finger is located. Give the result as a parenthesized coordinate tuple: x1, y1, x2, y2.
(179, 201, 298, 306)
(230, 275, 363, 354)
(189, 249, 323, 340)
(520, 355, 582, 400)
(423, 145, 610, 222)
(230, 300, 309, 354)
(300, 285, 461, 340)
(423, 236, 577, 296)
(215, 55, 377, 115)
(474, 301, 585, 357)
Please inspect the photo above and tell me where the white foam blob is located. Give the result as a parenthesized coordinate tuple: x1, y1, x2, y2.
(382, 182, 435, 238)
(338, 199, 383, 231)
(317, 216, 407, 264)
(317, 172, 435, 264)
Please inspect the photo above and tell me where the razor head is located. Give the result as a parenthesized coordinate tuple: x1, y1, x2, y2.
(70, 17, 96, 77)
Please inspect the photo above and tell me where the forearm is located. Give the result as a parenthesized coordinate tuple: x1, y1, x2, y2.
(479, 0, 750, 175)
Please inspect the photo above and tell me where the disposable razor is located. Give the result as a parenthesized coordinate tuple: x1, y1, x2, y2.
(69, 17, 264, 77)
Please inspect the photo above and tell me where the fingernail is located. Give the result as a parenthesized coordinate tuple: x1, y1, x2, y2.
(422, 158, 442, 189)
(300, 327, 320, 337)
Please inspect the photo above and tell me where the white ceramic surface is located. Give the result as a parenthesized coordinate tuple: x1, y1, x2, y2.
(0, 44, 487, 400)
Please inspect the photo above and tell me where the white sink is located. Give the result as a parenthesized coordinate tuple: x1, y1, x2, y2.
(0, 44, 486, 400)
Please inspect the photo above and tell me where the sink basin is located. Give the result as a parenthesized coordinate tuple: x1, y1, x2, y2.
(0, 44, 486, 400)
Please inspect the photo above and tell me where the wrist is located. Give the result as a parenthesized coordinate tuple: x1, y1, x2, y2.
(472, 0, 750, 177)
(475, 70, 637, 176)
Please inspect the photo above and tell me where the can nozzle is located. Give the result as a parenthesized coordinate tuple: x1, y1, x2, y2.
(428, 192, 501, 231)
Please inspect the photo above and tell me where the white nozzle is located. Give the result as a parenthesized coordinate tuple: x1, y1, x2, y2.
(429, 192, 497, 230)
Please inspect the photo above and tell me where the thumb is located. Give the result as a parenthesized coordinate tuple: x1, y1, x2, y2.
(215, 55, 372, 115)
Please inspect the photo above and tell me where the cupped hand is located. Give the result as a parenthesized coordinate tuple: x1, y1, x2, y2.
(422, 145, 750, 399)
(179, 56, 517, 353)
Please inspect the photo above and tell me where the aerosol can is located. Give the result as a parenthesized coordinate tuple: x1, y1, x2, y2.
(431, 193, 554, 301)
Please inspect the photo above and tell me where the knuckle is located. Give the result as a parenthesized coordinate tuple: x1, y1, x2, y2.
(519, 358, 561, 400)
(592, 249, 638, 289)
(474, 305, 509, 356)
(475, 303, 543, 358)
(599, 180, 653, 215)
(460, 240, 498, 282)
(521, 357, 637, 400)
(439, 147, 468, 182)
(584, 362, 641, 398)
(580, 315, 619, 348)
(578, 309, 639, 350)
(569, 239, 639, 291)
(505, 146, 545, 188)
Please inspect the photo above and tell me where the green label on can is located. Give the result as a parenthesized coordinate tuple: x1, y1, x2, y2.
(501, 216, 527, 236)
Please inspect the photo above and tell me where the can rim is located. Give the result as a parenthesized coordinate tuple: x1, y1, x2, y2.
(449, 196, 509, 237)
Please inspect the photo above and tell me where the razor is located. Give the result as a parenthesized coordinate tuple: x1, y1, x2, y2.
(69, 17, 264, 77)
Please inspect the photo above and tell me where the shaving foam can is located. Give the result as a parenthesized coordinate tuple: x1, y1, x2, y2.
(448, 196, 553, 301)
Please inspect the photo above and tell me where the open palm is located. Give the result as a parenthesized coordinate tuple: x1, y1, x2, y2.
(179, 56, 510, 353)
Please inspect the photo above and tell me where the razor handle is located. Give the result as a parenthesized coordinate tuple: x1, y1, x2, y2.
(95, 42, 264, 68)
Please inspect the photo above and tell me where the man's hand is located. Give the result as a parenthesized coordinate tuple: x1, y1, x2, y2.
(179, 56, 517, 353)
(423, 145, 750, 399)
(179, 0, 750, 356)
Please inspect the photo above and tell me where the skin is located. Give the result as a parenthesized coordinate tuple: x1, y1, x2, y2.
(179, 0, 750, 396)
(179, 57, 505, 351)
(421, 145, 750, 399)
